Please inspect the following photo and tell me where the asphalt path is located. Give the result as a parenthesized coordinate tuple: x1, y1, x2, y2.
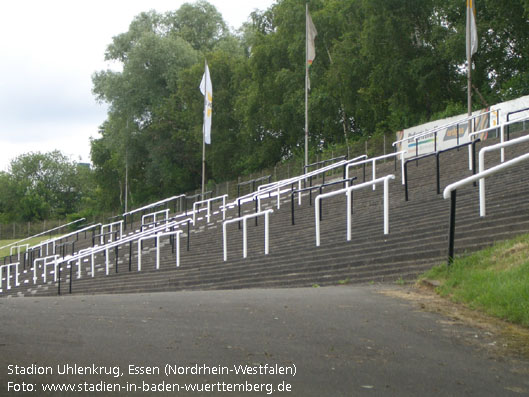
(1, 285, 528, 396)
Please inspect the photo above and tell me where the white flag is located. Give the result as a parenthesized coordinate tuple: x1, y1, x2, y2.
(306, 9, 317, 66)
(200, 61, 212, 144)
(467, 0, 478, 57)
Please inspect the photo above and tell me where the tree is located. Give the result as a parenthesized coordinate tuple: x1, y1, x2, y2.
(0, 151, 86, 221)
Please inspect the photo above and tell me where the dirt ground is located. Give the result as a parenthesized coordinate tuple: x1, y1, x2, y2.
(379, 281, 529, 361)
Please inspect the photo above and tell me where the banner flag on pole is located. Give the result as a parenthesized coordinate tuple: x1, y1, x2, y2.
(200, 61, 212, 144)
(466, 0, 478, 58)
(306, 9, 317, 66)
(306, 7, 317, 91)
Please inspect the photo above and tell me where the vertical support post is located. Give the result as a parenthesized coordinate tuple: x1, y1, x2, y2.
(187, 220, 190, 251)
(436, 154, 441, 195)
(404, 161, 409, 201)
(57, 263, 61, 296)
(448, 189, 457, 265)
(346, 190, 352, 241)
(298, 180, 302, 205)
(156, 235, 161, 270)
(384, 177, 390, 235)
(137, 240, 142, 272)
(500, 124, 505, 163)
(105, 247, 110, 275)
(264, 212, 270, 255)
(255, 198, 258, 226)
(33, 259, 37, 284)
(243, 218, 248, 259)
(223, 222, 228, 262)
(291, 193, 296, 226)
(372, 159, 376, 190)
(479, 175, 486, 217)
(176, 232, 181, 267)
(315, 197, 321, 247)
(129, 241, 132, 272)
(238, 198, 241, 230)
(401, 153, 405, 186)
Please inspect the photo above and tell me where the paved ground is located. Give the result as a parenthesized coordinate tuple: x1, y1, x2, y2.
(1, 285, 528, 396)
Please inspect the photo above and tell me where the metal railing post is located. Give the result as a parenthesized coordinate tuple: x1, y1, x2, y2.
(383, 177, 390, 235)
(447, 189, 457, 265)
(436, 153, 441, 195)
(346, 190, 352, 241)
(57, 264, 61, 296)
(264, 211, 270, 255)
(243, 218, 248, 258)
(404, 161, 409, 201)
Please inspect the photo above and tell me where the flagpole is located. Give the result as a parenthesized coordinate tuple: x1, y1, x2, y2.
(305, 3, 309, 170)
(202, 60, 208, 197)
(466, 1, 472, 135)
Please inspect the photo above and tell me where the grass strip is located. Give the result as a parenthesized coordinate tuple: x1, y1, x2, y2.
(422, 233, 529, 328)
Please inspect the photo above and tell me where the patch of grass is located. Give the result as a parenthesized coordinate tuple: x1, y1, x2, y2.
(0, 236, 59, 258)
(421, 234, 529, 327)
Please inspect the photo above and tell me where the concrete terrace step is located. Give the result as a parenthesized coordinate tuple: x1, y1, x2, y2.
(2, 130, 529, 297)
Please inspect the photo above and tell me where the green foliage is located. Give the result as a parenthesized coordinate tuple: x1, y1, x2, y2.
(422, 234, 529, 327)
(87, 0, 529, 213)
(0, 151, 90, 221)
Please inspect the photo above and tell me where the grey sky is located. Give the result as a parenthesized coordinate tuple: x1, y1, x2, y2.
(0, 0, 274, 171)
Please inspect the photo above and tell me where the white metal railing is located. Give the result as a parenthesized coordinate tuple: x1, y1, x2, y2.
(315, 175, 395, 247)
(392, 109, 498, 154)
(10, 244, 29, 261)
(443, 151, 529, 210)
(33, 255, 60, 284)
(246, 157, 366, 213)
(256, 155, 367, 199)
(345, 152, 405, 188)
(443, 149, 529, 263)
(141, 209, 170, 230)
(122, 195, 185, 218)
(55, 218, 192, 280)
(476, 134, 529, 216)
(0, 218, 86, 251)
(468, 115, 529, 168)
(137, 230, 183, 271)
(100, 220, 124, 244)
(222, 209, 273, 261)
(0, 263, 20, 292)
(29, 223, 102, 257)
(193, 194, 228, 224)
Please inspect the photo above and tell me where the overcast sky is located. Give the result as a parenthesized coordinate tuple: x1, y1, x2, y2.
(0, 0, 275, 172)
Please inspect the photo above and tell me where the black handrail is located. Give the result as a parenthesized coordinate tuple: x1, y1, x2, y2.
(92, 231, 119, 247)
(55, 241, 76, 259)
(183, 192, 213, 215)
(404, 139, 481, 201)
(291, 177, 356, 225)
(506, 107, 529, 141)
